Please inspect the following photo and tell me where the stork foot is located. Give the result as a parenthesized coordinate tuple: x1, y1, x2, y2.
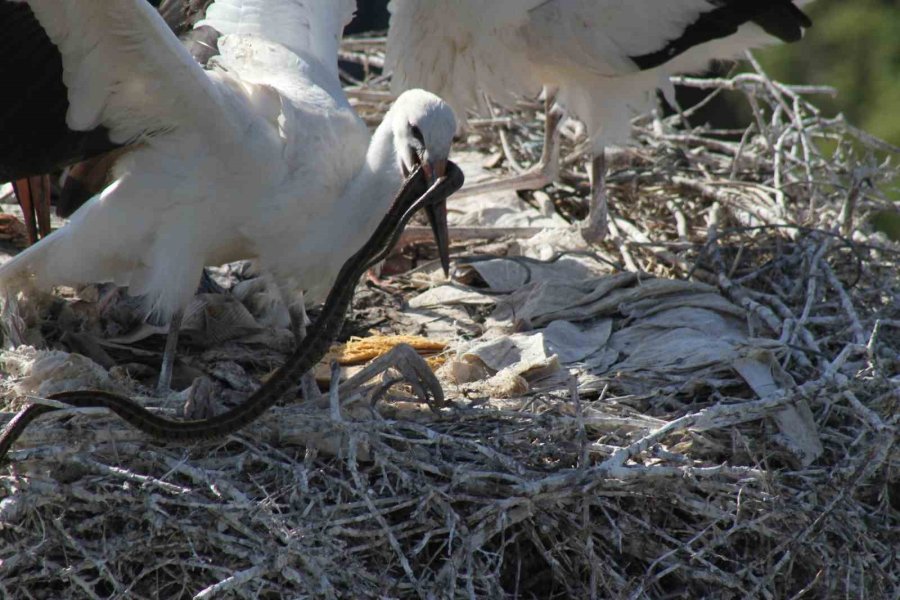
(1, 292, 27, 348)
(300, 371, 322, 402)
(339, 344, 445, 412)
(580, 185, 609, 244)
(365, 267, 406, 296)
(454, 160, 555, 199)
(183, 376, 217, 420)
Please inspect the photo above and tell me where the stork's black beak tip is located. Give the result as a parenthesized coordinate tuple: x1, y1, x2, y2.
(421, 161, 464, 279)
(425, 199, 451, 278)
(423, 159, 463, 279)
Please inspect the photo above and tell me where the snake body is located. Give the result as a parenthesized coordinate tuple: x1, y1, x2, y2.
(0, 164, 463, 460)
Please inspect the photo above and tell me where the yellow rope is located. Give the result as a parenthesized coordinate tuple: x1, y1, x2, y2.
(325, 335, 447, 369)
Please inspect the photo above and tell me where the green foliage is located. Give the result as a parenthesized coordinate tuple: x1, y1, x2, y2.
(758, 0, 900, 237)
(758, 0, 900, 146)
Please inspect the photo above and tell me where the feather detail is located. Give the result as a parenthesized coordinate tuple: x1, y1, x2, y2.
(19, 0, 236, 149)
(387, 0, 812, 147)
(198, 0, 356, 79)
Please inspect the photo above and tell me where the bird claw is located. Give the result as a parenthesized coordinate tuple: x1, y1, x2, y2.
(1, 292, 28, 348)
(339, 343, 446, 412)
(580, 210, 609, 244)
(300, 371, 323, 402)
(182, 376, 218, 419)
(365, 268, 408, 297)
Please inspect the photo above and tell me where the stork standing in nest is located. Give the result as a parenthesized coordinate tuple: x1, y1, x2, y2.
(0, 0, 457, 394)
(386, 0, 813, 241)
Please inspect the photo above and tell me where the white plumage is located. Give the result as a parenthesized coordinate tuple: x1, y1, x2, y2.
(1, 0, 457, 388)
(387, 0, 812, 238)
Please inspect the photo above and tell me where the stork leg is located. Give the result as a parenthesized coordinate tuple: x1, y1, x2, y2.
(12, 175, 52, 244)
(581, 150, 609, 243)
(289, 293, 323, 402)
(157, 309, 184, 395)
(455, 86, 562, 198)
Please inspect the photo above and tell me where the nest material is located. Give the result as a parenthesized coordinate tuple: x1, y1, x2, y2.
(1, 43, 899, 599)
(328, 335, 446, 368)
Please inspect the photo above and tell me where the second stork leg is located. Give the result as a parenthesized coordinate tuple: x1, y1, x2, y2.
(12, 175, 52, 244)
(456, 86, 562, 198)
(155, 270, 226, 394)
(157, 309, 184, 395)
(581, 150, 609, 243)
(289, 292, 323, 401)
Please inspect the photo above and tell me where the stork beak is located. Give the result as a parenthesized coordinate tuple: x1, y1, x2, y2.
(421, 159, 446, 183)
(370, 162, 464, 273)
(422, 159, 451, 277)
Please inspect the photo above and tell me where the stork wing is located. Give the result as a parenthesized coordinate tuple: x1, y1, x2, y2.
(526, 0, 811, 75)
(198, 0, 356, 83)
(0, 0, 214, 181)
(386, 0, 546, 118)
(15, 0, 237, 149)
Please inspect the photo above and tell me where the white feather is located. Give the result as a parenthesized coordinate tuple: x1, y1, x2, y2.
(1, 0, 457, 325)
(388, 0, 811, 151)
(17, 0, 237, 147)
(198, 0, 356, 82)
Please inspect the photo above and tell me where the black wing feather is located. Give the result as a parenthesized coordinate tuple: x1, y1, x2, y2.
(0, 0, 217, 183)
(0, 2, 117, 181)
(630, 1, 812, 71)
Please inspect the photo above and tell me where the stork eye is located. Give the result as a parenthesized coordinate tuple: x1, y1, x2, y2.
(410, 124, 424, 145)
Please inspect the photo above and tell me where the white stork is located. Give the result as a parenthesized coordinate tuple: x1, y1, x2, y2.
(386, 0, 813, 241)
(0, 0, 458, 393)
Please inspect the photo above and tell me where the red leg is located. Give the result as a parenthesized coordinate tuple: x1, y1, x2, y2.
(35, 174, 52, 238)
(11, 174, 51, 244)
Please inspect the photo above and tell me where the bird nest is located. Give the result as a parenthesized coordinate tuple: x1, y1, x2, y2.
(1, 42, 898, 598)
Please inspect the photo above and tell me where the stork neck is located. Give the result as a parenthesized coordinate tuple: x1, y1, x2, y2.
(340, 115, 404, 238)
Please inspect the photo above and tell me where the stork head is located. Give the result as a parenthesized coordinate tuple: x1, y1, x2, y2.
(390, 89, 458, 276)
(392, 89, 457, 182)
